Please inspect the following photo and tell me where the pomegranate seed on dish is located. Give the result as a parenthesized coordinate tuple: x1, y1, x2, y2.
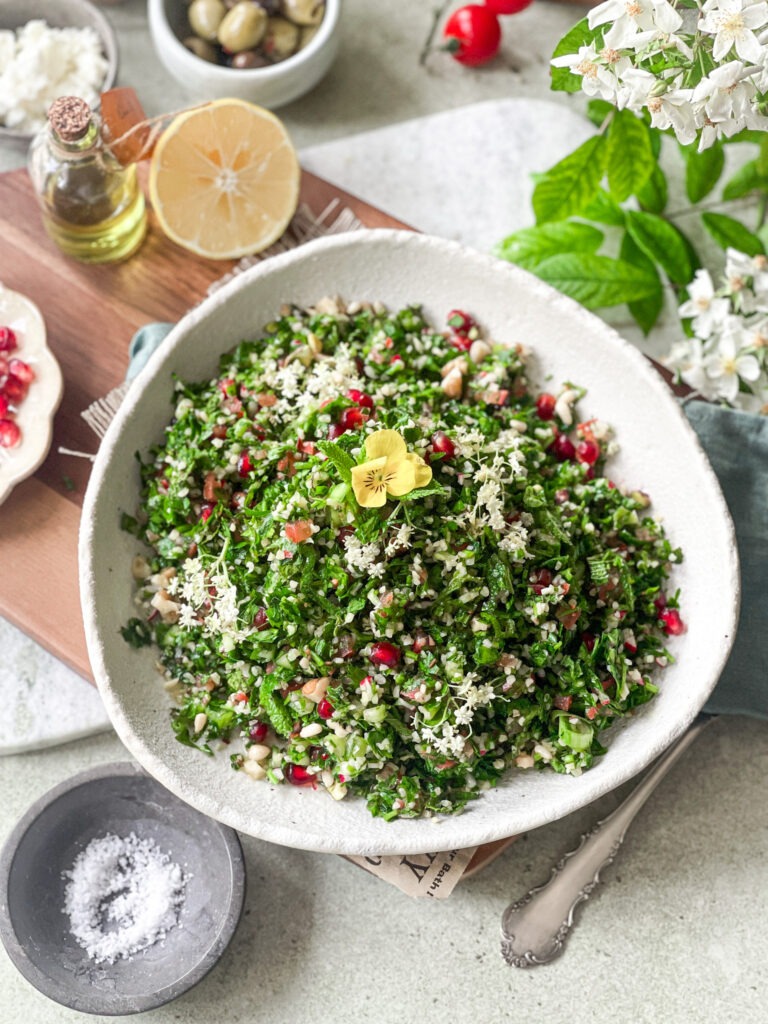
(0, 418, 21, 448)
(317, 698, 334, 720)
(8, 358, 34, 385)
(535, 392, 556, 420)
(659, 608, 686, 635)
(576, 439, 600, 465)
(0, 326, 17, 352)
(551, 433, 576, 461)
(431, 430, 456, 458)
(346, 388, 374, 409)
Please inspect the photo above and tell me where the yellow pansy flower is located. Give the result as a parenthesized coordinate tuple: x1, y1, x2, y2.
(351, 430, 432, 508)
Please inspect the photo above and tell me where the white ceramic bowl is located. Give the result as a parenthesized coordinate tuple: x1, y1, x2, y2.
(0, 0, 118, 147)
(80, 231, 740, 856)
(148, 0, 341, 109)
(0, 284, 63, 505)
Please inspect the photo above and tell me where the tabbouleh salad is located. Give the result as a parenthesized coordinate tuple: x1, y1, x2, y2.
(122, 299, 685, 821)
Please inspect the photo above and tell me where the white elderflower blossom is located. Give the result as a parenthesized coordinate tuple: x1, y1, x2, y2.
(699, 0, 768, 63)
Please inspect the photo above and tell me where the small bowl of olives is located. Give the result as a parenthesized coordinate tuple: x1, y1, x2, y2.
(148, 0, 340, 109)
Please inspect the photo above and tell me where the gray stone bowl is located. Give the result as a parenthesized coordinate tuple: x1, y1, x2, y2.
(0, 0, 119, 149)
(0, 762, 246, 1015)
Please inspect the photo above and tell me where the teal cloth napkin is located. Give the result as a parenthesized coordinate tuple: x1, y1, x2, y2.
(126, 325, 766, 719)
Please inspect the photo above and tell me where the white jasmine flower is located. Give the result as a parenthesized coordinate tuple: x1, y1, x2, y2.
(551, 43, 628, 101)
(699, 0, 768, 63)
(678, 269, 731, 337)
(589, 0, 683, 36)
(646, 86, 698, 143)
(705, 328, 762, 402)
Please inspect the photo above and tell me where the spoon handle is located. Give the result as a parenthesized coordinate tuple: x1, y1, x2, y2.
(500, 714, 714, 968)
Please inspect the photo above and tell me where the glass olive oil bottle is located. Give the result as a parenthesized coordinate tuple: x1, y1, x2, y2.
(28, 96, 147, 264)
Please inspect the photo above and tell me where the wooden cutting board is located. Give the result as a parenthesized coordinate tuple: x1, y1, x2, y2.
(0, 168, 410, 681)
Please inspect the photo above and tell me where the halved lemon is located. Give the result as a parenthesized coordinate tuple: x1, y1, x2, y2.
(148, 98, 300, 260)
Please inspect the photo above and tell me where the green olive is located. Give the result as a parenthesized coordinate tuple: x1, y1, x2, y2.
(188, 0, 227, 42)
(262, 15, 299, 61)
(218, 2, 268, 53)
(183, 35, 220, 62)
(280, 0, 324, 28)
(298, 23, 320, 50)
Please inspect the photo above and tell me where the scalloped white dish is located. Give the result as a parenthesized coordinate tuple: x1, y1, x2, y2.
(79, 231, 740, 856)
(0, 284, 63, 506)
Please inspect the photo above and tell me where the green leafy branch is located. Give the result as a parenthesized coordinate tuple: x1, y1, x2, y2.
(496, 22, 768, 335)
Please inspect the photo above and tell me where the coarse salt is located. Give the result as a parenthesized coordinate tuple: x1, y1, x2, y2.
(62, 832, 187, 964)
(0, 20, 108, 134)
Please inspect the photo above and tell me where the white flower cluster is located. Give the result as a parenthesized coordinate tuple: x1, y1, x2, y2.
(666, 248, 768, 409)
(552, 0, 768, 148)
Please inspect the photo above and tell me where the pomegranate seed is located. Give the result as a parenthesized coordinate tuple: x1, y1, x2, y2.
(200, 502, 215, 521)
(252, 607, 269, 630)
(446, 309, 476, 336)
(529, 568, 552, 595)
(284, 520, 313, 543)
(317, 698, 334, 719)
(581, 632, 596, 652)
(360, 675, 373, 688)
(653, 593, 667, 612)
(553, 694, 572, 711)
(218, 377, 236, 396)
(346, 388, 374, 409)
(339, 406, 366, 430)
(583, 466, 595, 481)
(0, 418, 21, 448)
(0, 394, 8, 417)
(659, 608, 686, 636)
(551, 433, 576, 461)
(233, 691, 247, 703)
(284, 763, 315, 786)
(370, 641, 401, 667)
(0, 355, 8, 377)
(8, 359, 34, 385)
(554, 488, 570, 505)
(431, 431, 456, 459)
(450, 334, 473, 351)
(327, 422, 347, 440)
(249, 721, 268, 742)
(576, 439, 600, 465)
(3, 374, 27, 403)
(0, 327, 17, 352)
(535, 393, 556, 420)
(237, 452, 253, 476)
(390, 354, 404, 365)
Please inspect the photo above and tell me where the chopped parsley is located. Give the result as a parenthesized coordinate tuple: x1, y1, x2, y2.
(124, 299, 683, 821)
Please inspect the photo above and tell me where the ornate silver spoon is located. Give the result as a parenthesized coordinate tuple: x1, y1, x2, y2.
(500, 714, 714, 967)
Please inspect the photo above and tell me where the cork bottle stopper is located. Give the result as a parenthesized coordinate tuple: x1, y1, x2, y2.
(48, 96, 92, 141)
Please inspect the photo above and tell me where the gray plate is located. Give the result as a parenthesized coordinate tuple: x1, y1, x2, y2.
(0, 762, 246, 1015)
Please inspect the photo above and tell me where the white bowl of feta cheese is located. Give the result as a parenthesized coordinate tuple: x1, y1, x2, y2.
(0, 0, 118, 146)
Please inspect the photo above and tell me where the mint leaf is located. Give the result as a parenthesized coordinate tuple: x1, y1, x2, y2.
(531, 253, 661, 308)
(620, 231, 664, 334)
(533, 136, 606, 224)
(316, 440, 355, 484)
(636, 164, 668, 214)
(683, 142, 725, 203)
(605, 110, 655, 202)
(701, 212, 765, 256)
(495, 222, 604, 269)
(551, 19, 602, 93)
(722, 159, 768, 201)
(625, 210, 695, 285)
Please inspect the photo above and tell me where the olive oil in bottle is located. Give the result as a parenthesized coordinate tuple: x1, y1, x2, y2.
(27, 96, 147, 264)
